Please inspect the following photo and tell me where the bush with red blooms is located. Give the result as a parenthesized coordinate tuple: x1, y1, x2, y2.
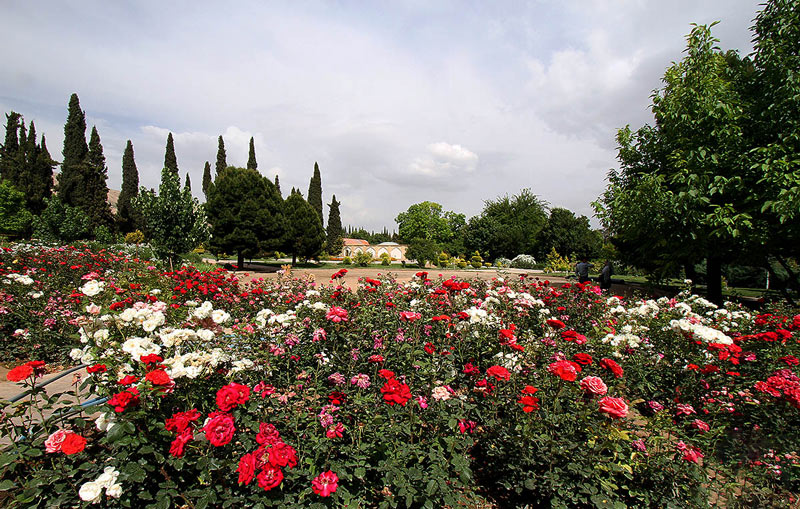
(1, 243, 800, 507)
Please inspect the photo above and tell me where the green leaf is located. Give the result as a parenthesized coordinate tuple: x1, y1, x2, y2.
(0, 479, 15, 491)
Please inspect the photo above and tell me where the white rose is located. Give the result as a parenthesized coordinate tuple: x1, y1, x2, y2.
(95, 412, 116, 432)
(211, 309, 231, 324)
(70, 348, 84, 360)
(80, 280, 105, 297)
(196, 329, 215, 342)
(78, 481, 103, 504)
(106, 483, 122, 498)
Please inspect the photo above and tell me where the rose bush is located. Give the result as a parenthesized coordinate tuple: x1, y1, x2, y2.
(0, 245, 799, 507)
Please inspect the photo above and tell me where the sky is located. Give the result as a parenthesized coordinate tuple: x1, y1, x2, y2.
(0, 0, 762, 232)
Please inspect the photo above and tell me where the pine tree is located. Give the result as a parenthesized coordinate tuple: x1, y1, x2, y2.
(117, 140, 140, 233)
(30, 134, 55, 214)
(247, 137, 257, 170)
(307, 162, 323, 227)
(164, 132, 178, 173)
(85, 126, 113, 230)
(283, 189, 325, 264)
(215, 135, 226, 175)
(59, 93, 89, 208)
(326, 194, 344, 255)
(184, 172, 191, 192)
(274, 175, 281, 197)
(0, 111, 22, 183)
(202, 161, 212, 199)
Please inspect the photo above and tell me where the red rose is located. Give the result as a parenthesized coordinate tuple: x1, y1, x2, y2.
(169, 428, 193, 458)
(546, 319, 566, 330)
(165, 409, 202, 433)
(237, 452, 257, 485)
(86, 364, 107, 374)
(486, 365, 511, 382)
(268, 441, 298, 469)
(145, 369, 173, 386)
(140, 354, 164, 365)
(572, 353, 593, 365)
(579, 376, 608, 396)
(256, 423, 282, 446)
(6, 364, 33, 382)
(257, 465, 284, 491)
(117, 375, 139, 386)
(599, 358, 624, 378)
(108, 387, 139, 413)
(204, 411, 236, 447)
(517, 386, 540, 412)
(424, 342, 435, 354)
(216, 383, 251, 412)
(311, 470, 339, 497)
(547, 360, 581, 382)
(378, 369, 395, 380)
(598, 396, 628, 419)
(328, 391, 346, 405)
(60, 432, 86, 455)
(381, 378, 412, 406)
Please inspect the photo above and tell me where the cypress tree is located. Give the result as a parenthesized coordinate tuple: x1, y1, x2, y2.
(59, 93, 89, 208)
(86, 126, 113, 230)
(326, 195, 344, 255)
(117, 140, 140, 233)
(30, 134, 55, 213)
(0, 112, 22, 183)
(164, 132, 178, 173)
(274, 175, 281, 197)
(202, 161, 212, 199)
(283, 188, 325, 264)
(215, 135, 226, 175)
(184, 173, 191, 192)
(247, 137, 257, 170)
(307, 162, 323, 227)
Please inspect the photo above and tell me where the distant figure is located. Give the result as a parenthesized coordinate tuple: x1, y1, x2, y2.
(575, 257, 593, 284)
(600, 260, 613, 290)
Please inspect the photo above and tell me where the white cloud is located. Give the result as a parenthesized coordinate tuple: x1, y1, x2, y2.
(408, 142, 479, 179)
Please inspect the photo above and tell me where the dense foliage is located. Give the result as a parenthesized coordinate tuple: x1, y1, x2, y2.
(116, 141, 140, 234)
(1, 244, 800, 507)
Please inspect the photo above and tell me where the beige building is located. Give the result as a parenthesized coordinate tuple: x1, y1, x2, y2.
(341, 238, 408, 261)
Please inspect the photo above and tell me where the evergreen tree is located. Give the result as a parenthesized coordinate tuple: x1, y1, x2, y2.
(247, 137, 257, 170)
(202, 161, 212, 199)
(284, 189, 325, 264)
(326, 194, 344, 255)
(117, 140, 140, 233)
(274, 175, 281, 197)
(30, 134, 55, 214)
(206, 167, 286, 269)
(59, 93, 89, 208)
(164, 132, 178, 173)
(85, 126, 113, 230)
(307, 162, 323, 226)
(215, 135, 226, 175)
(184, 173, 191, 192)
(0, 112, 22, 183)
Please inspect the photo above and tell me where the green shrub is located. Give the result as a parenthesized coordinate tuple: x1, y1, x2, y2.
(354, 251, 373, 266)
(342, 255, 352, 265)
(380, 253, 391, 266)
(32, 196, 90, 242)
(494, 257, 512, 268)
(125, 230, 145, 244)
(470, 251, 484, 269)
(511, 254, 537, 269)
(93, 225, 117, 244)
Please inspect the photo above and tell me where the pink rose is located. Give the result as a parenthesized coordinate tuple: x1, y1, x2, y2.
(579, 376, 608, 396)
(45, 429, 68, 453)
(325, 307, 349, 323)
(598, 396, 628, 419)
(312, 470, 339, 497)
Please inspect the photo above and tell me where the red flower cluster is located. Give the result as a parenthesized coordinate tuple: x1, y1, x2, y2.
(599, 358, 624, 378)
(380, 377, 412, 406)
(216, 383, 251, 412)
(6, 360, 45, 382)
(165, 409, 201, 457)
(547, 360, 582, 382)
(108, 387, 140, 413)
(518, 386, 540, 412)
(486, 365, 511, 382)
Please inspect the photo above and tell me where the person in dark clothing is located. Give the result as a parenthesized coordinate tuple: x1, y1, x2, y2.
(575, 257, 593, 284)
(600, 260, 613, 290)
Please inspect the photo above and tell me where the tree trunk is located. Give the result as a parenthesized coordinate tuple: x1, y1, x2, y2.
(237, 251, 244, 271)
(706, 256, 723, 305)
(684, 263, 698, 292)
(292, 253, 297, 265)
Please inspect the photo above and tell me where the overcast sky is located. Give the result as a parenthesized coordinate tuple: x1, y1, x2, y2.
(1, 0, 762, 231)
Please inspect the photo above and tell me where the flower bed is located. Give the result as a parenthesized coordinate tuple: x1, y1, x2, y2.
(1, 246, 800, 507)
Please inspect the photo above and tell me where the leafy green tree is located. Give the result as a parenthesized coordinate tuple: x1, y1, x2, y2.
(283, 189, 325, 264)
(595, 24, 750, 303)
(215, 136, 226, 175)
(464, 189, 547, 259)
(395, 201, 464, 248)
(206, 167, 286, 269)
(536, 207, 602, 260)
(117, 140, 141, 233)
(0, 180, 32, 237)
(164, 133, 178, 173)
(307, 162, 323, 226)
(58, 93, 89, 208)
(406, 237, 439, 268)
(85, 126, 113, 230)
(326, 194, 344, 255)
(202, 161, 212, 199)
(32, 196, 90, 242)
(247, 137, 257, 170)
(134, 168, 209, 267)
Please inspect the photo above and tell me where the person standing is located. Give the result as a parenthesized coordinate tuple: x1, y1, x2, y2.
(600, 260, 613, 290)
(575, 257, 593, 284)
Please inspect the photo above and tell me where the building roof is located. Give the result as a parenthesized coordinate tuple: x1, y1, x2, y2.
(342, 238, 370, 246)
(377, 242, 399, 246)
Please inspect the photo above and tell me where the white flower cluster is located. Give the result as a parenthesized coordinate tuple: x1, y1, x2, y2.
(5, 273, 34, 285)
(80, 280, 105, 297)
(118, 302, 167, 332)
(162, 349, 230, 379)
(191, 301, 231, 324)
(158, 327, 214, 347)
(79, 466, 122, 504)
(669, 319, 733, 345)
(602, 324, 650, 349)
(255, 308, 297, 328)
